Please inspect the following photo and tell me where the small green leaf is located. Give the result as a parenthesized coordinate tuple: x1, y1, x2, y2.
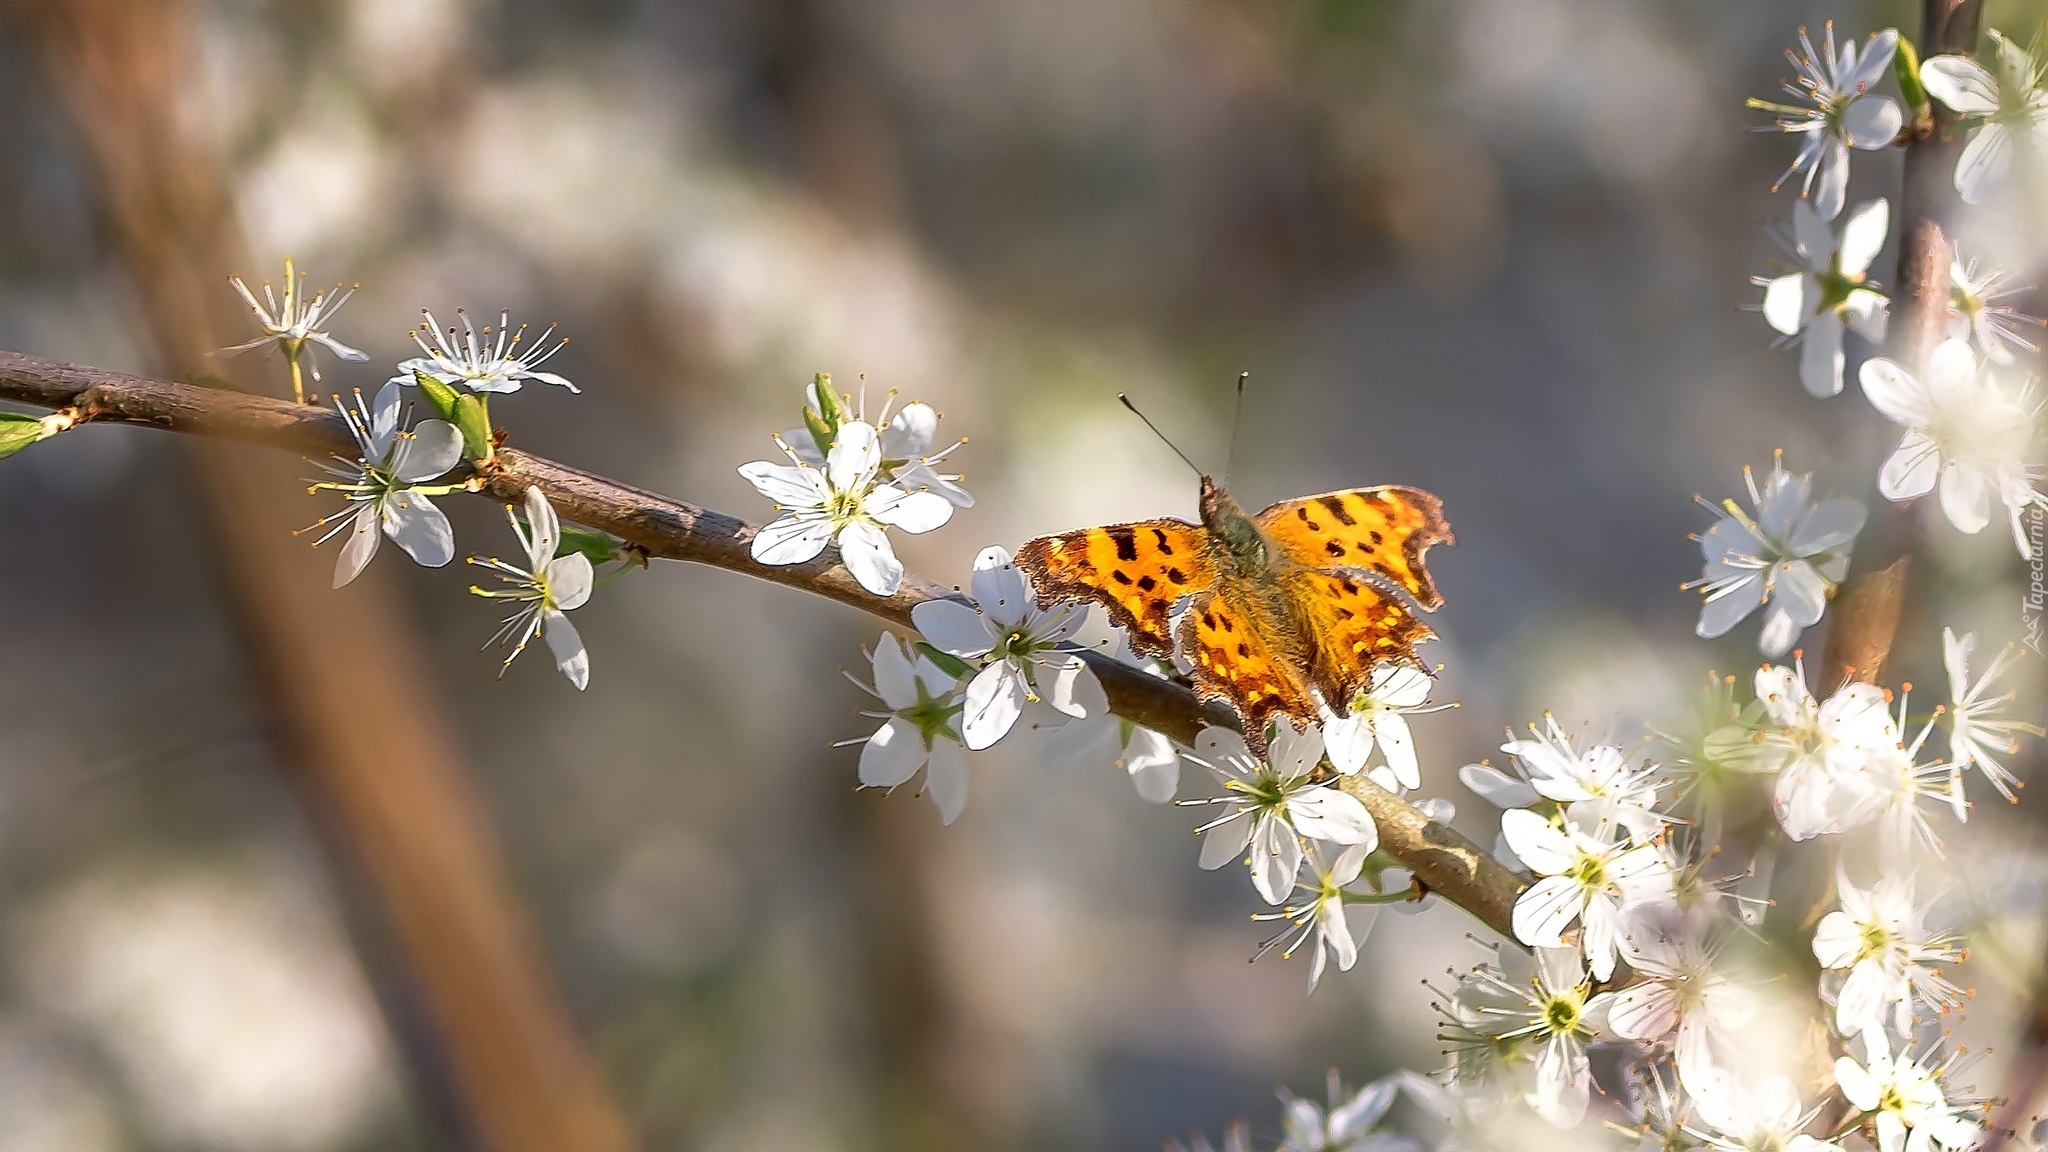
(412, 371, 463, 424)
(556, 524, 622, 565)
(914, 643, 976, 681)
(0, 413, 52, 459)
(1895, 35, 1930, 120)
(452, 393, 494, 462)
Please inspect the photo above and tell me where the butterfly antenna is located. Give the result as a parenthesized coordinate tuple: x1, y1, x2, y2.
(1117, 393, 1202, 477)
(1225, 370, 1248, 484)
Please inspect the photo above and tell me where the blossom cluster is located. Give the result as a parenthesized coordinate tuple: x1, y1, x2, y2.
(1161, 18, 2045, 1152)
(229, 260, 608, 688)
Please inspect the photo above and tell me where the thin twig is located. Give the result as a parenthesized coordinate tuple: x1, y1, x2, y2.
(0, 347, 1527, 940)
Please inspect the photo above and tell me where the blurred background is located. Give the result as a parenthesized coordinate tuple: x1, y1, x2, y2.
(0, 0, 2044, 1149)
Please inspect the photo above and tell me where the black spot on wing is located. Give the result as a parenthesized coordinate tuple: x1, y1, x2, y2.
(1318, 495, 1356, 526)
(1109, 527, 1139, 562)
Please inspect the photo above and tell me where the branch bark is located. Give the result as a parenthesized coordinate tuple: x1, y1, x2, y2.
(0, 348, 1527, 941)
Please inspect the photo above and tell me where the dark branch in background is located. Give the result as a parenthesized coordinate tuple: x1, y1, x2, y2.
(1821, 0, 1980, 688)
(0, 348, 1529, 941)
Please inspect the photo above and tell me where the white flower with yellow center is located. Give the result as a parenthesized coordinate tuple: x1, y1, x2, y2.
(222, 258, 370, 403)
(1812, 870, 1963, 1040)
(466, 486, 595, 689)
(1759, 198, 1890, 397)
(740, 420, 954, 596)
(1833, 1033, 1980, 1152)
(1500, 808, 1673, 980)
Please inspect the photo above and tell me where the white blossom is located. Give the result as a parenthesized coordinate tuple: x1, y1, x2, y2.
(1759, 198, 1891, 397)
(222, 260, 371, 398)
(1435, 946, 1610, 1128)
(1689, 454, 1865, 657)
(1277, 1072, 1410, 1152)
(1686, 1072, 1840, 1152)
(1861, 686, 1959, 856)
(1920, 30, 2048, 205)
(1943, 627, 2042, 802)
(854, 633, 972, 824)
(1493, 716, 1665, 841)
(739, 421, 954, 596)
(1861, 339, 2048, 556)
(1751, 662, 1896, 840)
(1186, 725, 1379, 906)
(913, 545, 1087, 749)
(1751, 25, 1903, 220)
(1499, 809, 1673, 980)
(1948, 255, 2041, 364)
(1812, 870, 1964, 1039)
(1833, 1032, 1980, 1152)
(1321, 665, 1442, 787)
(1606, 925, 1762, 1092)
(392, 308, 579, 395)
(303, 381, 463, 588)
(467, 486, 595, 689)
(1255, 843, 1373, 993)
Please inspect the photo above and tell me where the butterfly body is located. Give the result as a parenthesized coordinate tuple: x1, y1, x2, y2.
(1016, 475, 1451, 751)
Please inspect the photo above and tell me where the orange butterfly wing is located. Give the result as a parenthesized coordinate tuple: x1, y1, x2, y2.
(1014, 520, 1215, 658)
(1256, 486, 1453, 610)
(1280, 568, 1437, 713)
(1179, 585, 1317, 750)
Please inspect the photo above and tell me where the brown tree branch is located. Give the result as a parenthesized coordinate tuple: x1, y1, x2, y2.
(0, 347, 1527, 941)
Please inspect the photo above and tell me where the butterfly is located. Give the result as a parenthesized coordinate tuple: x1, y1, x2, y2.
(1015, 475, 1451, 753)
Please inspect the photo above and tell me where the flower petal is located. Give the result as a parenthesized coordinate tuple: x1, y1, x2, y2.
(542, 609, 590, 689)
(1762, 273, 1810, 335)
(872, 633, 918, 707)
(1790, 497, 1867, 554)
(1839, 198, 1890, 276)
(871, 488, 954, 534)
(882, 401, 938, 457)
(1124, 728, 1180, 803)
(911, 598, 995, 658)
(1799, 307, 1846, 397)
(1878, 432, 1942, 501)
(961, 662, 1026, 750)
(751, 512, 834, 566)
(1939, 461, 1993, 533)
(1510, 874, 1583, 947)
(739, 460, 824, 507)
(547, 553, 595, 611)
(1859, 357, 1933, 426)
(838, 519, 904, 595)
(1919, 54, 2001, 114)
(1955, 122, 2013, 205)
(1458, 764, 1539, 808)
(1499, 808, 1574, 874)
(860, 717, 926, 787)
(522, 485, 560, 571)
(393, 420, 464, 483)
(925, 740, 971, 824)
(969, 546, 1029, 621)
(1289, 788, 1379, 849)
(382, 492, 455, 568)
(1843, 96, 1903, 150)
(334, 502, 382, 588)
(825, 421, 881, 493)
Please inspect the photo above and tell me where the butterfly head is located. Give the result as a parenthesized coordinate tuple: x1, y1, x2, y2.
(1200, 475, 1267, 569)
